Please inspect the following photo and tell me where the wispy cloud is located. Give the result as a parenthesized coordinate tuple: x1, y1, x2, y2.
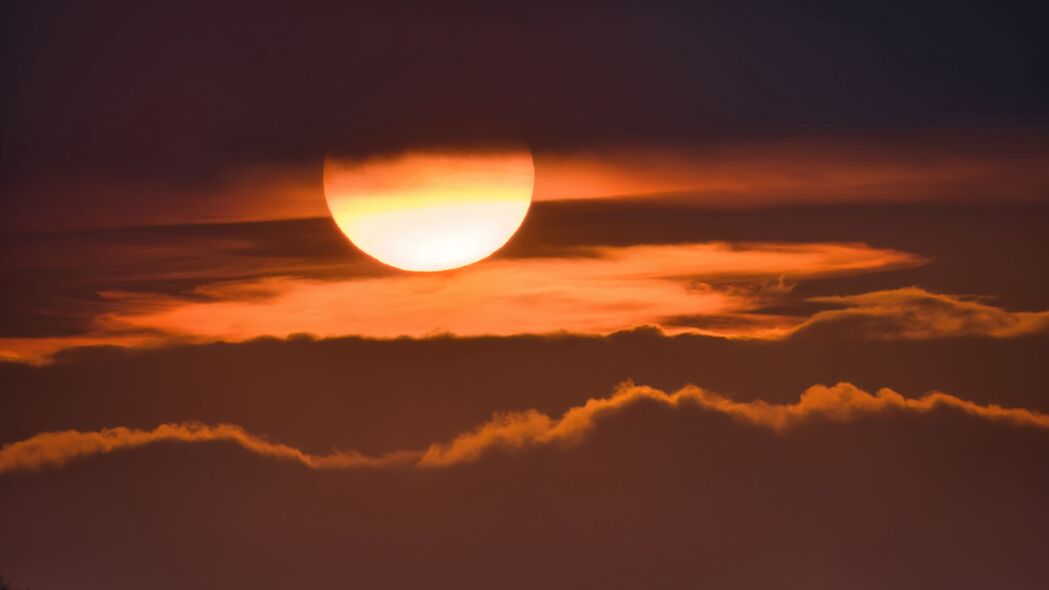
(11, 134, 1047, 231)
(0, 241, 920, 362)
(792, 288, 1049, 340)
(3, 382, 1047, 475)
(0, 423, 419, 475)
(534, 134, 1049, 205)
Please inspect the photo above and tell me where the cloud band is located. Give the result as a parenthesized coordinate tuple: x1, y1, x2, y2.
(3, 382, 1046, 475)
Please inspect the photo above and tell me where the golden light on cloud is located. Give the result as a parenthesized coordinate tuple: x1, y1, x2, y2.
(0, 241, 925, 363)
(323, 149, 535, 272)
(3, 381, 1048, 475)
(97, 242, 918, 341)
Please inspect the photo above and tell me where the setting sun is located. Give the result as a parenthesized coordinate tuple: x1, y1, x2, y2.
(323, 149, 534, 272)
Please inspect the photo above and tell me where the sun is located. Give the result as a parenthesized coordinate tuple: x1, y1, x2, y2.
(323, 148, 534, 272)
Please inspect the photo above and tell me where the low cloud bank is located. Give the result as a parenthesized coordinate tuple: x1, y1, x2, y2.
(3, 382, 1046, 475)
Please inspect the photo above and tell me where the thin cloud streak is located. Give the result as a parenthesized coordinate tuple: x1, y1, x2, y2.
(533, 134, 1049, 205)
(3, 382, 1047, 475)
(793, 288, 1049, 339)
(0, 423, 420, 475)
(9, 134, 1048, 231)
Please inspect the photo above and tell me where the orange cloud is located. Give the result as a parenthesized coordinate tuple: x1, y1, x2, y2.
(418, 382, 1049, 466)
(2, 382, 1047, 475)
(6, 261, 1047, 365)
(0, 422, 419, 475)
(9, 133, 1046, 232)
(533, 133, 1049, 205)
(0, 241, 919, 363)
(792, 288, 1049, 339)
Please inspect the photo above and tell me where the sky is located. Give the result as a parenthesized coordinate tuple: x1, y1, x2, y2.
(2, 1, 1049, 588)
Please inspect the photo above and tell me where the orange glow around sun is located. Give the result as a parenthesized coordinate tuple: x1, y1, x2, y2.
(323, 149, 535, 272)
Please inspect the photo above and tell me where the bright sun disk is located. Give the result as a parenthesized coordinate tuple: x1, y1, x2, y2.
(323, 149, 535, 272)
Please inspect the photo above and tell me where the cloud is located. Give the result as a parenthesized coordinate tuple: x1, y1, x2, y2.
(418, 381, 1049, 466)
(3, 382, 1046, 475)
(9, 134, 1049, 231)
(533, 134, 1049, 206)
(0, 423, 419, 475)
(0, 241, 920, 363)
(792, 288, 1049, 340)
(6, 259, 1048, 364)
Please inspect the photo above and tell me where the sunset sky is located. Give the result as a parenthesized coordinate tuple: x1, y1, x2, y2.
(2, 1, 1048, 588)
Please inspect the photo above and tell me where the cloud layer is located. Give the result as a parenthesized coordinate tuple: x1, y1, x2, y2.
(0, 241, 920, 362)
(5, 237, 1049, 363)
(3, 381, 1047, 475)
(9, 123, 1049, 231)
(533, 135, 1049, 205)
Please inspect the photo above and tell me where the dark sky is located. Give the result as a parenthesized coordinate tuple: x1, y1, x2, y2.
(3, 0, 1047, 185)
